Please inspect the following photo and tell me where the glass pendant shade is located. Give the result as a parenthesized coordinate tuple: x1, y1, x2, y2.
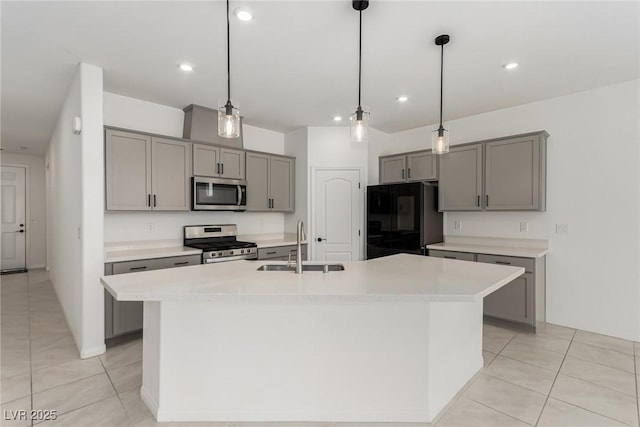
(350, 106, 370, 143)
(218, 101, 240, 138)
(432, 125, 450, 154)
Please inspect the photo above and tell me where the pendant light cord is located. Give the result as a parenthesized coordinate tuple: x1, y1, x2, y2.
(358, 9, 362, 107)
(439, 43, 444, 127)
(226, 0, 231, 102)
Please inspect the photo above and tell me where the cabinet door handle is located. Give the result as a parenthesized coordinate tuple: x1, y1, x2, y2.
(129, 266, 148, 271)
(402, 169, 405, 179)
(444, 256, 456, 259)
(495, 261, 511, 265)
(148, 194, 151, 207)
(221, 163, 224, 175)
(408, 168, 411, 179)
(266, 251, 277, 255)
(486, 195, 489, 207)
(174, 261, 190, 266)
(153, 194, 157, 207)
(477, 195, 480, 207)
(216, 163, 220, 174)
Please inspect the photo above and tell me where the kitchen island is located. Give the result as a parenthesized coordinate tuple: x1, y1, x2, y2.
(101, 253, 523, 423)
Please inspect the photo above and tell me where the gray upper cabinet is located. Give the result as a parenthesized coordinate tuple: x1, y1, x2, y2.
(105, 129, 152, 211)
(380, 151, 438, 184)
(151, 137, 191, 211)
(105, 129, 190, 211)
(485, 133, 546, 211)
(380, 155, 406, 183)
(438, 144, 483, 211)
(192, 144, 245, 180)
(270, 156, 294, 212)
(246, 152, 295, 212)
(407, 151, 437, 181)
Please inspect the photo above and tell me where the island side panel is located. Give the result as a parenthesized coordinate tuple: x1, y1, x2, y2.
(141, 301, 161, 418)
(426, 300, 484, 419)
(151, 298, 439, 422)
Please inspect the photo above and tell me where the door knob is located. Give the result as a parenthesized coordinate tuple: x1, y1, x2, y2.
(317, 237, 325, 242)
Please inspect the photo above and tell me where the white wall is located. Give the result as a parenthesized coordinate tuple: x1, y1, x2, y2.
(372, 80, 640, 341)
(46, 63, 106, 358)
(300, 127, 388, 260)
(102, 93, 286, 242)
(0, 152, 46, 268)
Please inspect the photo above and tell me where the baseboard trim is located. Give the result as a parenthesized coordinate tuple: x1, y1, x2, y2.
(80, 344, 106, 359)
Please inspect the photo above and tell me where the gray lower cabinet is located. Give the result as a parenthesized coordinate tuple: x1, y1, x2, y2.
(379, 150, 437, 184)
(438, 143, 483, 211)
(105, 129, 191, 211)
(246, 152, 295, 212)
(258, 244, 307, 261)
(192, 143, 245, 180)
(428, 249, 545, 328)
(104, 254, 201, 339)
(484, 273, 534, 324)
(428, 250, 475, 261)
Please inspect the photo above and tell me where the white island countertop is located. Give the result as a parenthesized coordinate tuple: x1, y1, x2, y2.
(101, 253, 523, 303)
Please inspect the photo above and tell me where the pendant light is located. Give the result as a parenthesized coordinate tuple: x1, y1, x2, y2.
(350, 0, 370, 143)
(218, 0, 240, 138)
(432, 34, 450, 154)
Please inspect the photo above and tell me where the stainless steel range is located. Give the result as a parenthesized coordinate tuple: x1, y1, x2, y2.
(183, 224, 257, 263)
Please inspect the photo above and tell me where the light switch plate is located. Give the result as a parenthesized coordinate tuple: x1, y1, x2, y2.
(519, 222, 528, 232)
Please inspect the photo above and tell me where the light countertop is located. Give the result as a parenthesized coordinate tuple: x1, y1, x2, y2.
(105, 240, 202, 263)
(101, 253, 523, 303)
(238, 233, 307, 248)
(427, 236, 549, 258)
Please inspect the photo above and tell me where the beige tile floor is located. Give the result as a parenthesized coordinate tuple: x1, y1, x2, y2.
(2, 270, 639, 427)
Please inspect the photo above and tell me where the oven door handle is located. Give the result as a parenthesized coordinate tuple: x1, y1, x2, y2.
(237, 185, 242, 206)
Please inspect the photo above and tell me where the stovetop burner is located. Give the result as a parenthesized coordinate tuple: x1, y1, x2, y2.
(183, 224, 258, 264)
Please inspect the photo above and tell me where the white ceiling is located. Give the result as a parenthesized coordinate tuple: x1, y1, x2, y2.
(2, 1, 639, 154)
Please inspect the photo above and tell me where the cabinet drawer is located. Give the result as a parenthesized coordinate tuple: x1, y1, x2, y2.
(428, 250, 476, 261)
(157, 254, 202, 269)
(112, 254, 201, 274)
(476, 254, 534, 273)
(258, 245, 307, 260)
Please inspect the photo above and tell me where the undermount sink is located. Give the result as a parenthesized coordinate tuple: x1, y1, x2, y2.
(257, 264, 345, 272)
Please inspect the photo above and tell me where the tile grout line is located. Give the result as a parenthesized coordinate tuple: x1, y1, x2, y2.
(27, 272, 34, 427)
(533, 327, 576, 426)
(635, 343, 639, 426)
(462, 396, 537, 426)
(98, 356, 131, 422)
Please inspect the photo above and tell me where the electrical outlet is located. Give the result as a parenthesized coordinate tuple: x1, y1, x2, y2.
(519, 222, 528, 232)
(147, 223, 155, 233)
(453, 220, 462, 230)
(555, 224, 569, 234)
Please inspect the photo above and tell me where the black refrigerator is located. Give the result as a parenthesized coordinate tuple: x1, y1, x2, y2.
(366, 182, 443, 259)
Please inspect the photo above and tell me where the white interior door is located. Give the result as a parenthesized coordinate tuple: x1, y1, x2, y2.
(1, 166, 27, 271)
(313, 169, 362, 262)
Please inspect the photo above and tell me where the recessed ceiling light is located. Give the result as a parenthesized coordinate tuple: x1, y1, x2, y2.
(397, 96, 409, 102)
(332, 116, 343, 122)
(503, 62, 519, 70)
(235, 9, 253, 22)
(179, 63, 193, 72)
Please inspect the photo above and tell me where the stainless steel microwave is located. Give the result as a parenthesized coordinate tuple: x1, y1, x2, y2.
(191, 176, 247, 211)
